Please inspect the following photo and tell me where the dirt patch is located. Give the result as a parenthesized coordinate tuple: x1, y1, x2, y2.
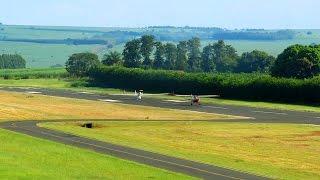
(310, 131, 320, 136)
(296, 131, 320, 137)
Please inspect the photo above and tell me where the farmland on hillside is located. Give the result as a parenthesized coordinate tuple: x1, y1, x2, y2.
(0, 25, 320, 67)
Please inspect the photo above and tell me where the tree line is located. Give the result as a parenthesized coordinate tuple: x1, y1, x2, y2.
(66, 35, 320, 79)
(103, 35, 276, 74)
(64, 41, 320, 102)
(0, 54, 26, 69)
(211, 30, 295, 40)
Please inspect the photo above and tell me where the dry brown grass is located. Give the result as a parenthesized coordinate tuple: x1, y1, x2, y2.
(0, 91, 240, 121)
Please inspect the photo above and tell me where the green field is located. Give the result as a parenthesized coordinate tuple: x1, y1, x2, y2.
(0, 68, 67, 79)
(153, 94, 320, 113)
(0, 25, 116, 67)
(40, 121, 320, 180)
(1, 25, 320, 67)
(0, 41, 106, 67)
(0, 128, 193, 179)
(224, 38, 320, 56)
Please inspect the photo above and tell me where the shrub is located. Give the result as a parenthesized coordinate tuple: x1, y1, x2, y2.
(66, 53, 100, 77)
(236, 50, 275, 73)
(271, 44, 320, 79)
(0, 54, 26, 69)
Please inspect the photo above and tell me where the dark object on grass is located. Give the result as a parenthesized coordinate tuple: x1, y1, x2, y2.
(82, 122, 93, 129)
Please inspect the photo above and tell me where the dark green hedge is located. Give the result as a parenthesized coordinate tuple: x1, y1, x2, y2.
(89, 66, 320, 102)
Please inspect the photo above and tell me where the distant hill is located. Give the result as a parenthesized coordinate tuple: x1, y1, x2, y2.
(0, 25, 319, 68)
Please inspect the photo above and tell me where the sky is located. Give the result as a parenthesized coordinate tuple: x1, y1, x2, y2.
(0, 0, 319, 29)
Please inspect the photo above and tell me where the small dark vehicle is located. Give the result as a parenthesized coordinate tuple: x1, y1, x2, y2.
(190, 95, 201, 106)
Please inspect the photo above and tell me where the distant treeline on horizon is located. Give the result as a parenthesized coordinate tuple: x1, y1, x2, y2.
(0, 24, 297, 44)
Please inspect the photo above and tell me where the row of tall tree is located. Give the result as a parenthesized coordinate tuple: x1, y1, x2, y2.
(67, 36, 320, 79)
(0, 54, 26, 69)
(103, 35, 275, 73)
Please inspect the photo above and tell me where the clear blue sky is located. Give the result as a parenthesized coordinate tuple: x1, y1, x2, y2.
(1, 0, 319, 29)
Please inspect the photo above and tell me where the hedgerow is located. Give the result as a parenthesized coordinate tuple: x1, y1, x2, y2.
(89, 66, 320, 102)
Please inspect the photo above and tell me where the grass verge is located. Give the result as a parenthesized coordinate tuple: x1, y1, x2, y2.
(0, 128, 193, 179)
(151, 94, 320, 113)
(40, 121, 320, 180)
(0, 78, 124, 94)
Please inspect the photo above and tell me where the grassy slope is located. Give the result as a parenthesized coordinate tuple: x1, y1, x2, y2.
(204, 31, 320, 56)
(0, 128, 193, 179)
(1, 25, 320, 68)
(0, 41, 103, 68)
(40, 121, 320, 180)
(0, 91, 235, 121)
(0, 25, 110, 67)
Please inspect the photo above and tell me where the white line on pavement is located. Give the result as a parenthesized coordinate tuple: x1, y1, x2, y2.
(25, 91, 42, 94)
(163, 100, 189, 103)
(79, 92, 94, 94)
(252, 110, 288, 115)
(203, 106, 229, 110)
(98, 99, 121, 103)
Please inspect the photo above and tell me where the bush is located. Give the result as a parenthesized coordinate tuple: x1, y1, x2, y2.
(271, 44, 320, 79)
(236, 50, 275, 73)
(66, 53, 100, 77)
(89, 66, 320, 102)
(0, 54, 26, 69)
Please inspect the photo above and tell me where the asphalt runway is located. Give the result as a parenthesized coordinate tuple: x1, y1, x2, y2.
(1, 86, 320, 125)
(1, 87, 320, 179)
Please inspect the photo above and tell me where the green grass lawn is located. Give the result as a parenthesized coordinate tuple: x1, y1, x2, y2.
(151, 94, 320, 113)
(40, 121, 320, 180)
(0, 128, 194, 179)
(0, 78, 125, 94)
(200, 97, 320, 113)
